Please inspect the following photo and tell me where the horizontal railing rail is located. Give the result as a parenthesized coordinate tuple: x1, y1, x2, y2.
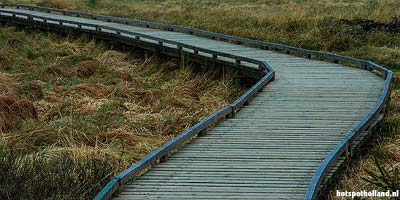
(0, 4, 390, 75)
(0, 4, 393, 200)
(0, 9, 264, 70)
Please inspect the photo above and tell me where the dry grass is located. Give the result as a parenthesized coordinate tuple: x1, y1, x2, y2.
(0, 73, 38, 131)
(39, 0, 71, 9)
(0, 95, 37, 132)
(0, 26, 244, 199)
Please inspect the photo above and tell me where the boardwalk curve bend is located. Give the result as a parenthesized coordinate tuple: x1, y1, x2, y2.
(0, 4, 393, 200)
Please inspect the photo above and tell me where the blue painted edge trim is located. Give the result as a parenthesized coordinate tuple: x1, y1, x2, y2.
(304, 61, 392, 200)
(231, 69, 274, 110)
(92, 62, 274, 200)
(93, 178, 120, 200)
(92, 106, 233, 200)
(116, 105, 232, 179)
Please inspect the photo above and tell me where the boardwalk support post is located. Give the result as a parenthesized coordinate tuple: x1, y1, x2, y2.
(144, 50, 152, 60)
(197, 130, 206, 137)
(227, 111, 236, 119)
(160, 155, 169, 162)
(178, 46, 185, 68)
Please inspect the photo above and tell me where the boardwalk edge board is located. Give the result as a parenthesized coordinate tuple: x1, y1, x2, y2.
(0, 4, 393, 200)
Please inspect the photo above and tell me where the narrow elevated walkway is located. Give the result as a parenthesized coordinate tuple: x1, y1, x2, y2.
(0, 7, 386, 200)
(115, 61, 382, 200)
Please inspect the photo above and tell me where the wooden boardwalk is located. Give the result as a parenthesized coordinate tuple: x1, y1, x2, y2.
(115, 66, 382, 199)
(0, 6, 389, 200)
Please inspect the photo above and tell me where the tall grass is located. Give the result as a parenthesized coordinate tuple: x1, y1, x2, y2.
(0, 146, 115, 200)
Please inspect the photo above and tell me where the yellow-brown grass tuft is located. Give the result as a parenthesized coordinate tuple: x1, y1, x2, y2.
(0, 95, 37, 132)
(24, 81, 44, 101)
(75, 60, 101, 78)
(69, 82, 113, 98)
(47, 65, 70, 77)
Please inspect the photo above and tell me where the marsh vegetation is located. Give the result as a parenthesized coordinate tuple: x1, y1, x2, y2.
(0, 27, 243, 199)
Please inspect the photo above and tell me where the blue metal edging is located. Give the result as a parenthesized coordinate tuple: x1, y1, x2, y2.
(93, 106, 233, 200)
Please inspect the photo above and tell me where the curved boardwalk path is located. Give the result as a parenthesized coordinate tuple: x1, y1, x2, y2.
(0, 5, 391, 200)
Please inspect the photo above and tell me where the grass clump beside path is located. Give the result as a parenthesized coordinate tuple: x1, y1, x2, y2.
(0, 27, 243, 199)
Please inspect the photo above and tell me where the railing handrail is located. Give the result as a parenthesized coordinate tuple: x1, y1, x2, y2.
(0, 4, 379, 71)
(0, 4, 390, 75)
(0, 9, 264, 68)
(0, 4, 393, 200)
